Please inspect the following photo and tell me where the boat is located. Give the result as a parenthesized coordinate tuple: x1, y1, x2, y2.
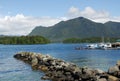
(75, 37, 120, 50)
(86, 37, 117, 50)
(98, 43, 112, 50)
(86, 42, 120, 50)
(86, 44, 98, 49)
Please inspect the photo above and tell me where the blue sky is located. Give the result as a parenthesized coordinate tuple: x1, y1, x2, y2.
(0, 0, 120, 35)
(0, 0, 119, 17)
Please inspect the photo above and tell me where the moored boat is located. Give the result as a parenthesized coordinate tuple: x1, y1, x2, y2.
(86, 42, 120, 50)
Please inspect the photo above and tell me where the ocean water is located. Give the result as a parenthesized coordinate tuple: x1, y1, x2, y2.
(0, 43, 120, 81)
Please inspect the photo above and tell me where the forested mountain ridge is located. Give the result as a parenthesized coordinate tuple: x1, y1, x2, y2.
(29, 17, 120, 42)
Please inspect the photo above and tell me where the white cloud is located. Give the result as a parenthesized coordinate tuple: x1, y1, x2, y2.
(66, 6, 120, 23)
(0, 6, 120, 35)
(0, 14, 61, 35)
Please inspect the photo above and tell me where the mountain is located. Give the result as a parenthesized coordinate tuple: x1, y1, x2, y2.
(29, 17, 120, 42)
(104, 21, 120, 37)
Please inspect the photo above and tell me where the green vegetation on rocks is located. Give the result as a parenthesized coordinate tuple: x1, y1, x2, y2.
(0, 36, 50, 44)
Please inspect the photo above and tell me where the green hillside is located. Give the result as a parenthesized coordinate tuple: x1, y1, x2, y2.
(29, 17, 120, 42)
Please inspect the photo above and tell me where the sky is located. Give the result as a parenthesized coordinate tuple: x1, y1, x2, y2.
(0, 0, 120, 35)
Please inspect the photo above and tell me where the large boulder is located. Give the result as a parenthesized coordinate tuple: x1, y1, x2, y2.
(108, 65, 119, 74)
(108, 75, 119, 81)
(13, 54, 21, 59)
(38, 65, 49, 72)
(117, 60, 120, 66)
(31, 57, 38, 66)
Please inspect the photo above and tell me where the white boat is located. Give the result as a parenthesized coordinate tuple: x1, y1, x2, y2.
(81, 37, 120, 50)
(86, 42, 113, 50)
(86, 44, 98, 49)
(98, 43, 112, 49)
(86, 37, 113, 50)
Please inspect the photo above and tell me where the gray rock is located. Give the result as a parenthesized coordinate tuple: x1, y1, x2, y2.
(31, 57, 38, 66)
(97, 78, 107, 81)
(108, 66, 119, 74)
(15, 52, 120, 81)
(117, 60, 120, 66)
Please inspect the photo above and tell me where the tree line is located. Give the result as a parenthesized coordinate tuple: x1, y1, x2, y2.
(63, 37, 120, 43)
(0, 36, 50, 44)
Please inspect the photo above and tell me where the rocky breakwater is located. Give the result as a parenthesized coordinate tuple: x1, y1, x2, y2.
(14, 52, 120, 81)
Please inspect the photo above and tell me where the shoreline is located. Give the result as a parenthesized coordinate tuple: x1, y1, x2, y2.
(14, 52, 120, 81)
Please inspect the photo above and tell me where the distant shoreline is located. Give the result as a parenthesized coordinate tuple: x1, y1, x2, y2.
(0, 36, 50, 45)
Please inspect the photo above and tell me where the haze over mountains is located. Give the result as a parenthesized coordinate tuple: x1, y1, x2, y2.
(29, 17, 120, 42)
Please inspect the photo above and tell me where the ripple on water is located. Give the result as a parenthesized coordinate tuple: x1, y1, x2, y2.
(0, 44, 120, 81)
(0, 69, 23, 74)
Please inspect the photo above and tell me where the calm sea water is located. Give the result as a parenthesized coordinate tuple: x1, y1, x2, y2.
(0, 43, 120, 81)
